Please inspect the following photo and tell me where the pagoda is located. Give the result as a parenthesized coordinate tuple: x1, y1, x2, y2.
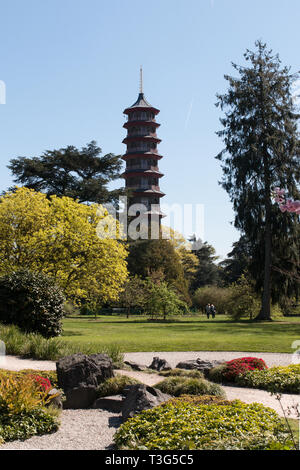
(122, 69, 165, 223)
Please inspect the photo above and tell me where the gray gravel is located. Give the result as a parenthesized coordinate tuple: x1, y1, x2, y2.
(1, 350, 295, 372)
(0, 410, 121, 450)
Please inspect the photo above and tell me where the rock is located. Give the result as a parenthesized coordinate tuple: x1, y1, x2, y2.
(64, 385, 98, 409)
(124, 360, 147, 371)
(46, 388, 63, 409)
(92, 395, 124, 412)
(56, 353, 114, 409)
(148, 356, 172, 372)
(122, 384, 171, 421)
(175, 358, 224, 377)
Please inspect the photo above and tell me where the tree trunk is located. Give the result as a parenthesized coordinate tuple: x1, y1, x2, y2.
(256, 218, 272, 320)
(256, 147, 272, 321)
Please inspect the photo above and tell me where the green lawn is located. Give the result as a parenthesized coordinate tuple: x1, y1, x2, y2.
(61, 314, 300, 353)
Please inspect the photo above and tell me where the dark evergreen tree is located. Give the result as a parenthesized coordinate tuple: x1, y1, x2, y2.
(219, 236, 252, 285)
(215, 41, 300, 320)
(190, 240, 220, 291)
(8, 140, 125, 206)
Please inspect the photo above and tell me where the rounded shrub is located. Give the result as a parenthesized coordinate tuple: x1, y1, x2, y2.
(209, 357, 267, 384)
(114, 399, 292, 450)
(0, 269, 65, 338)
(155, 376, 226, 398)
(97, 375, 141, 397)
(168, 394, 232, 406)
(0, 374, 60, 444)
(158, 369, 204, 379)
(235, 364, 300, 394)
(208, 364, 227, 383)
(224, 357, 267, 382)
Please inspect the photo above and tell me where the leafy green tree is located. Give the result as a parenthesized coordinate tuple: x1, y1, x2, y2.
(145, 281, 188, 320)
(126, 239, 191, 305)
(118, 276, 147, 317)
(162, 227, 200, 289)
(226, 274, 260, 321)
(8, 141, 124, 206)
(193, 285, 231, 315)
(215, 41, 300, 320)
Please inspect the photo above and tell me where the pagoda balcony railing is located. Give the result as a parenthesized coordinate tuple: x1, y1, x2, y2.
(126, 164, 159, 171)
(128, 113, 155, 121)
(126, 184, 160, 192)
(127, 130, 157, 138)
(127, 145, 157, 152)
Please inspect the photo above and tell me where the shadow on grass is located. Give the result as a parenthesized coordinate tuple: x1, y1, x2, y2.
(61, 330, 85, 337)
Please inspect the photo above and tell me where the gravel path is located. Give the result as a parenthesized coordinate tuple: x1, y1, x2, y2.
(0, 352, 299, 450)
(124, 351, 295, 368)
(116, 369, 300, 419)
(0, 410, 121, 450)
(1, 350, 295, 371)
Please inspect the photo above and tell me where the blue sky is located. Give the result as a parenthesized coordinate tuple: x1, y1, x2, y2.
(0, 0, 299, 259)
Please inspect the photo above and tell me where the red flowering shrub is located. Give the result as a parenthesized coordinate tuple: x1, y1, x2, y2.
(223, 357, 267, 382)
(29, 374, 52, 392)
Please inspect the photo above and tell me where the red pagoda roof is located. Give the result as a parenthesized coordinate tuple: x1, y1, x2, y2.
(123, 93, 160, 115)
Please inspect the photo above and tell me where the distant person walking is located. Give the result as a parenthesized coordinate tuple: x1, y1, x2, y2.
(210, 304, 216, 319)
(205, 303, 211, 319)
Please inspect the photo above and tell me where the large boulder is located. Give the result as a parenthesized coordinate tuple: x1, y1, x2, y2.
(175, 358, 224, 377)
(149, 356, 172, 372)
(56, 353, 114, 409)
(92, 395, 124, 413)
(122, 384, 171, 421)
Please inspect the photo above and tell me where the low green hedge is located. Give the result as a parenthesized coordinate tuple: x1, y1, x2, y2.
(155, 376, 226, 398)
(114, 399, 293, 450)
(236, 364, 300, 394)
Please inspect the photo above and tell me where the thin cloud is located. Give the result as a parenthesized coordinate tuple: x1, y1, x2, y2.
(184, 98, 194, 130)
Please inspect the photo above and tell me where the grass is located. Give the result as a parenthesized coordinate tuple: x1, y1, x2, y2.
(0, 323, 124, 364)
(285, 418, 299, 447)
(60, 314, 300, 354)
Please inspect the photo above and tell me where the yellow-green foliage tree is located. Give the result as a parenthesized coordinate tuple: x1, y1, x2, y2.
(0, 187, 128, 304)
(161, 226, 199, 287)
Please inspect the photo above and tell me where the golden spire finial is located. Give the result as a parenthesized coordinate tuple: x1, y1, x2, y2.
(139, 66, 143, 94)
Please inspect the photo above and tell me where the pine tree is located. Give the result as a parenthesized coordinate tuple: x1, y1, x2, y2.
(8, 141, 124, 206)
(215, 41, 300, 320)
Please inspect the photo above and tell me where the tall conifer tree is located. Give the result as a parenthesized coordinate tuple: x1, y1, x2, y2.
(215, 41, 300, 320)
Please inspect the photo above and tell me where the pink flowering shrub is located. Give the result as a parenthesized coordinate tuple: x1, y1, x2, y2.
(273, 188, 300, 214)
